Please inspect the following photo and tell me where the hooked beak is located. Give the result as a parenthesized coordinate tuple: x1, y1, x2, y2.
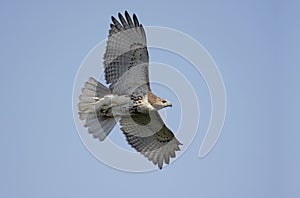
(166, 102, 172, 108)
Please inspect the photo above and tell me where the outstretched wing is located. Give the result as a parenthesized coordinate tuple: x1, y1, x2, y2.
(104, 11, 150, 95)
(120, 111, 182, 169)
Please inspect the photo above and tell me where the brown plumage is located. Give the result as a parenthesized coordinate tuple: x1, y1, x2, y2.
(147, 92, 160, 106)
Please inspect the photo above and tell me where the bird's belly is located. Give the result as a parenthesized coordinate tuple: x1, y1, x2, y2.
(98, 94, 153, 116)
(110, 104, 132, 116)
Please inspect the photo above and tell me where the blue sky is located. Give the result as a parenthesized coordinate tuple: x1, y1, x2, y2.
(0, 0, 299, 197)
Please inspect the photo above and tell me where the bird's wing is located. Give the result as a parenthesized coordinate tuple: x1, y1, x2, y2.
(120, 111, 182, 169)
(104, 11, 150, 95)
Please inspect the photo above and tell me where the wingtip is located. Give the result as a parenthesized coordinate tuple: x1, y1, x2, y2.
(132, 13, 140, 26)
(133, 13, 137, 19)
(111, 15, 117, 22)
(158, 162, 163, 169)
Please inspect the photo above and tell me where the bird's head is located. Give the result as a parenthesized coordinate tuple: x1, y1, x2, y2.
(153, 98, 172, 110)
(147, 92, 172, 110)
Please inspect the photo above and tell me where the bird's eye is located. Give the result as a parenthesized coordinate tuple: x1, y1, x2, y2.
(162, 100, 166, 103)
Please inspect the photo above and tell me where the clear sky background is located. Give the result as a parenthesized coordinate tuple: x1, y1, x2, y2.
(0, 0, 299, 197)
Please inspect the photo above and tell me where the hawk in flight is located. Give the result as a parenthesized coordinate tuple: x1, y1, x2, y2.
(78, 11, 182, 169)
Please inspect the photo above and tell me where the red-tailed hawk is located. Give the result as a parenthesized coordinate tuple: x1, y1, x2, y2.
(78, 11, 182, 169)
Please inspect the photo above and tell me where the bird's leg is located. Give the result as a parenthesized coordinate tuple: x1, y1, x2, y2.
(96, 95, 131, 116)
(96, 95, 113, 112)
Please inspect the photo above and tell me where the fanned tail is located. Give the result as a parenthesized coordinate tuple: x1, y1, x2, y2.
(78, 77, 116, 141)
